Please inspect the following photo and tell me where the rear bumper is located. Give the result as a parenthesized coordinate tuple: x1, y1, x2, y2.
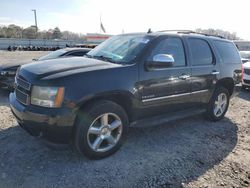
(9, 92, 76, 144)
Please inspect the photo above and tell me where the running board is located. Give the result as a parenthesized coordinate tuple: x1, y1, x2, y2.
(130, 108, 206, 128)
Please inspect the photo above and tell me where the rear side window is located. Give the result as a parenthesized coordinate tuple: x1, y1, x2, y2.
(213, 41, 241, 64)
(188, 38, 213, 66)
(148, 38, 186, 67)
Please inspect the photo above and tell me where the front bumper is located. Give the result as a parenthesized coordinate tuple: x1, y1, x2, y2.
(9, 92, 76, 144)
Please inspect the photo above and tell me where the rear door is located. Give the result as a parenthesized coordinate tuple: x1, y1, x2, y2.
(186, 38, 219, 104)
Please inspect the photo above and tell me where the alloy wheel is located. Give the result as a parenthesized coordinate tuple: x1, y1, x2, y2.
(213, 93, 228, 117)
(87, 113, 123, 152)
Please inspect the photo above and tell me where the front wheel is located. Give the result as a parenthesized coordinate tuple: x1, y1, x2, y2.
(74, 100, 129, 159)
(206, 87, 230, 121)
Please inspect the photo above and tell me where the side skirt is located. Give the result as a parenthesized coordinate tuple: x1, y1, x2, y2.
(130, 107, 206, 128)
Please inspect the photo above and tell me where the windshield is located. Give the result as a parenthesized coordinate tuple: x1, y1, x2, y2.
(87, 35, 152, 64)
(38, 49, 67, 61)
(240, 51, 250, 60)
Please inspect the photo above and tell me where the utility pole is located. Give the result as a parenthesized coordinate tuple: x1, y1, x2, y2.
(31, 9, 38, 33)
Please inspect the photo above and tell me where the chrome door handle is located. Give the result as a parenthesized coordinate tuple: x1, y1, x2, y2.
(211, 71, 220, 75)
(179, 75, 190, 80)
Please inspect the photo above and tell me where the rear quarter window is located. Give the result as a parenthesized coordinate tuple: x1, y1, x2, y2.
(213, 40, 241, 64)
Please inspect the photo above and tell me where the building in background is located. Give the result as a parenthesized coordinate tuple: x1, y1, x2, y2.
(85, 33, 111, 44)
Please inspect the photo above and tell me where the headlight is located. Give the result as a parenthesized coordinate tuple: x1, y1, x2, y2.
(31, 86, 65, 108)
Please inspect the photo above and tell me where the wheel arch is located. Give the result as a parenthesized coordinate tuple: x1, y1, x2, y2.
(215, 77, 235, 96)
(75, 91, 136, 123)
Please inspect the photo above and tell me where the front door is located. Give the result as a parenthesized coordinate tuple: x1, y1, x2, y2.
(138, 36, 192, 118)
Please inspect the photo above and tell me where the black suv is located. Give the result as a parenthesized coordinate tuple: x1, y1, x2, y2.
(10, 31, 242, 159)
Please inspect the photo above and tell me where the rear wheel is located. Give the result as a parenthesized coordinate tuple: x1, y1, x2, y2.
(206, 87, 230, 121)
(74, 100, 129, 159)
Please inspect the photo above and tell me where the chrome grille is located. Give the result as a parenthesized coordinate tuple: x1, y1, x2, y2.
(15, 76, 31, 105)
(244, 68, 250, 75)
(16, 77, 31, 90)
(16, 89, 29, 105)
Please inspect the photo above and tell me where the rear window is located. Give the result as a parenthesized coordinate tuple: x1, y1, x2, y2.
(213, 41, 241, 64)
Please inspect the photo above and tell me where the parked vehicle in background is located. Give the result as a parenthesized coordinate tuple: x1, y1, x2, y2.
(10, 31, 242, 159)
(242, 61, 250, 89)
(33, 48, 91, 61)
(73, 44, 98, 49)
(239, 51, 250, 63)
(0, 48, 91, 89)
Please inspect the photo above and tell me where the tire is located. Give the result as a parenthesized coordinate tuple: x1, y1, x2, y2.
(206, 87, 230, 122)
(74, 100, 129, 159)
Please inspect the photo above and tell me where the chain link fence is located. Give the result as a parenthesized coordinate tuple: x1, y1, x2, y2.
(0, 38, 86, 50)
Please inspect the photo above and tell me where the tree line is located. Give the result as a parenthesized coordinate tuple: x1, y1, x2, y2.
(0, 24, 241, 40)
(195, 28, 240, 40)
(0, 24, 85, 40)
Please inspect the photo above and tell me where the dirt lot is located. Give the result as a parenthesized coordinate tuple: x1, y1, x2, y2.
(0, 50, 48, 65)
(0, 51, 250, 188)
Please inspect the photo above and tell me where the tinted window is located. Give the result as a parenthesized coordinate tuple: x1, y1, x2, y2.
(214, 41, 241, 63)
(38, 49, 67, 61)
(148, 38, 186, 67)
(66, 51, 88, 57)
(188, 39, 213, 65)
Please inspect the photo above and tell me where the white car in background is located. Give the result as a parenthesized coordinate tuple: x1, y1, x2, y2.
(242, 61, 250, 89)
(240, 51, 250, 63)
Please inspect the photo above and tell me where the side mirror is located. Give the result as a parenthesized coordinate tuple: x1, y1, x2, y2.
(146, 54, 174, 70)
(32, 58, 38, 61)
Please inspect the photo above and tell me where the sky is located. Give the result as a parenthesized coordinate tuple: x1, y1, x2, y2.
(0, 0, 250, 40)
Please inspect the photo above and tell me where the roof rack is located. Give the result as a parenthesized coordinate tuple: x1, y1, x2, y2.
(156, 30, 225, 39)
(157, 30, 195, 33)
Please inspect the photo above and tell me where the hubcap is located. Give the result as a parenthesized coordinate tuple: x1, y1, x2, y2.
(87, 113, 123, 152)
(213, 93, 227, 117)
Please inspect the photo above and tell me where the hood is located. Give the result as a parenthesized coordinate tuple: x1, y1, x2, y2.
(19, 57, 121, 80)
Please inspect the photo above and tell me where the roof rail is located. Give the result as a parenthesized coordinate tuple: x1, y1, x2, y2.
(156, 30, 225, 39)
(157, 30, 195, 33)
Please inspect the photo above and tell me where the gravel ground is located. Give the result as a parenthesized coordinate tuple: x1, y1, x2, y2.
(0, 50, 48, 65)
(0, 51, 250, 188)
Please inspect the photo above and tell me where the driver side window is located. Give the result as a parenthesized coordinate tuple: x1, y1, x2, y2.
(148, 38, 186, 67)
